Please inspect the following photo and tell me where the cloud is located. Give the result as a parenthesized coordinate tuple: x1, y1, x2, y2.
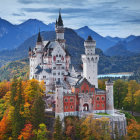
(21, 7, 91, 14)
(12, 13, 25, 16)
(123, 19, 140, 24)
(18, 0, 86, 6)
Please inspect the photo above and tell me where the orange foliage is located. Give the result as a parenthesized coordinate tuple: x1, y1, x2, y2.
(0, 112, 11, 140)
(18, 123, 33, 140)
(127, 119, 140, 140)
(0, 81, 10, 98)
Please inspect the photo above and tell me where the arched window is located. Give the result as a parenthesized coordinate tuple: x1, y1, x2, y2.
(61, 56, 64, 61)
(102, 97, 105, 100)
(53, 56, 56, 61)
(96, 97, 100, 101)
(65, 98, 68, 102)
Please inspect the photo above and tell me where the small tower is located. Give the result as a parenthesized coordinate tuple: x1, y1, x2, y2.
(29, 31, 43, 79)
(55, 81, 64, 121)
(105, 79, 114, 114)
(55, 9, 66, 48)
(35, 31, 43, 65)
(82, 36, 99, 88)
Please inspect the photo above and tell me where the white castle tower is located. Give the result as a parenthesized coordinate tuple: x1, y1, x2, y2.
(55, 82, 64, 121)
(29, 32, 43, 79)
(82, 36, 99, 88)
(105, 79, 114, 114)
(55, 10, 66, 49)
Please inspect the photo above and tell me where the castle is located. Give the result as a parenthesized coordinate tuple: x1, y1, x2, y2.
(29, 11, 127, 137)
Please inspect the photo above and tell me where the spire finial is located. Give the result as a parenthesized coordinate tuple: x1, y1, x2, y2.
(57, 8, 63, 26)
(37, 29, 42, 43)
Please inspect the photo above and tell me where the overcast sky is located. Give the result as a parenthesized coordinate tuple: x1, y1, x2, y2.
(0, 0, 140, 37)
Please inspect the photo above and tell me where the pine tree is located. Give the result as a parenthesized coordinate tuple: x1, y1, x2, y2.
(31, 94, 45, 129)
(54, 116, 62, 140)
(12, 79, 25, 139)
(10, 77, 18, 106)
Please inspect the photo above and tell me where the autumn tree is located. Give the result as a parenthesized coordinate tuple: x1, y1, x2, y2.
(98, 79, 106, 90)
(134, 90, 140, 112)
(0, 113, 11, 139)
(127, 119, 140, 140)
(0, 80, 10, 98)
(24, 79, 44, 104)
(81, 115, 111, 140)
(54, 116, 63, 140)
(65, 116, 81, 140)
(18, 123, 33, 140)
(34, 123, 48, 140)
(124, 80, 140, 115)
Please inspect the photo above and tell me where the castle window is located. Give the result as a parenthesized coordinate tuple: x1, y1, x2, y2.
(86, 90, 88, 93)
(70, 98, 73, 102)
(62, 67, 64, 69)
(53, 56, 56, 61)
(59, 54, 61, 57)
(65, 98, 68, 102)
(70, 106, 73, 109)
(56, 55, 58, 57)
(96, 97, 100, 101)
(102, 97, 105, 100)
(43, 76, 46, 79)
(97, 104, 100, 107)
(82, 90, 84, 93)
(58, 72, 60, 75)
(53, 67, 56, 69)
(102, 104, 104, 107)
(65, 106, 68, 109)
(53, 73, 56, 75)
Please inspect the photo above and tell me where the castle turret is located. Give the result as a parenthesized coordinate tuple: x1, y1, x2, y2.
(29, 31, 43, 79)
(105, 79, 114, 114)
(82, 36, 99, 88)
(55, 81, 64, 121)
(35, 31, 43, 65)
(55, 9, 66, 48)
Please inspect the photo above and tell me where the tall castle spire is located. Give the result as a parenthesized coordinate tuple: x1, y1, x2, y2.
(37, 29, 42, 43)
(57, 9, 63, 26)
(55, 9, 65, 48)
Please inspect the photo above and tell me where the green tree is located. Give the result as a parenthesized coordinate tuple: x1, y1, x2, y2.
(12, 79, 25, 139)
(36, 123, 48, 140)
(10, 77, 18, 106)
(114, 79, 128, 109)
(30, 94, 45, 129)
(54, 116, 62, 140)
